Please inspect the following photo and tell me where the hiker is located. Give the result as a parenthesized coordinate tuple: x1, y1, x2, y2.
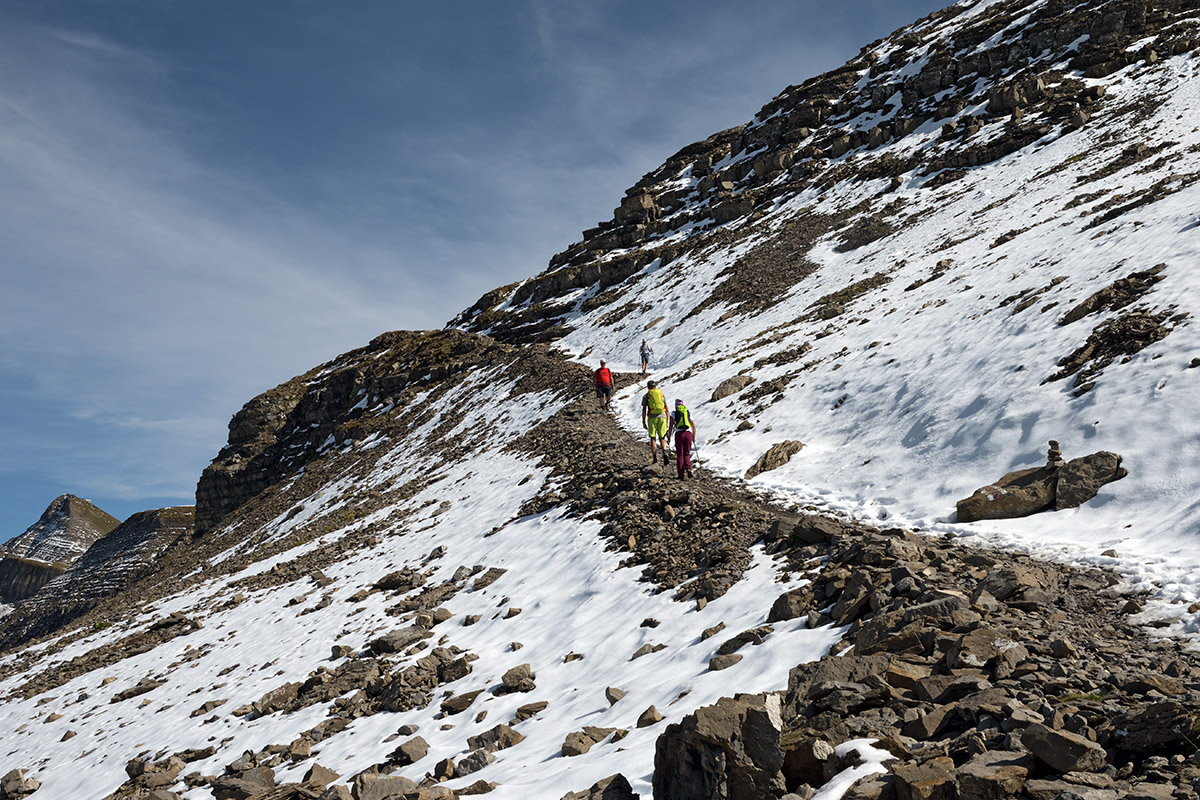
(669, 399, 697, 479)
(641, 379, 670, 464)
(593, 360, 614, 411)
(640, 340, 653, 374)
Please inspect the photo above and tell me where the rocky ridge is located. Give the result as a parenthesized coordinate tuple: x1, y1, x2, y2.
(0, 506, 194, 649)
(452, 0, 1200, 348)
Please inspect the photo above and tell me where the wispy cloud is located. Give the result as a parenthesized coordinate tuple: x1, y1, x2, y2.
(0, 20, 423, 513)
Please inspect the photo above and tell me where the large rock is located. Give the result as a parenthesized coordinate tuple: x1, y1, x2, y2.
(745, 441, 805, 480)
(1055, 451, 1126, 509)
(954, 750, 1034, 800)
(499, 663, 536, 693)
(1021, 723, 1107, 773)
(958, 449, 1127, 521)
(467, 724, 525, 753)
(1106, 701, 1200, 755)
(561, 774, 638, 800)
(711, 375, 755, 402)
(368, 626, 432, 655)
(0, 769, 41, 798)
(653, 693, 785, 799)
(893, 756, 955, 800)
(562, 727, 617, 757)
(352, 773, 419, 800)
(955, 466, 1056, 523)
(390, 736, 429, 766)
(767, 587, 814, 622)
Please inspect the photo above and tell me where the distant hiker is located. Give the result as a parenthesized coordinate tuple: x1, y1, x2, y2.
(593, 360, 614, 411)
(641, 379, 670, 464)
(669, 399, 697, 479)
(640, 340, 653, 374)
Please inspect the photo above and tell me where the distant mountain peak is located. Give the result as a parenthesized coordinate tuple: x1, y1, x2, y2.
(0, 494, 120, 604)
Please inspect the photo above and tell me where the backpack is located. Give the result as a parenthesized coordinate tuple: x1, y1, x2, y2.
(673, 405, 691, 430)
(646, 387, 666, 415)
(648, 388, 667, 417)
(595, 367, 612, 386)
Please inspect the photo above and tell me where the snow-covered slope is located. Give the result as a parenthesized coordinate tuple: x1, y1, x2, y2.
(460, 0, 1200, 641)
(0, 333, 841, 799)
(3, 1, 1200, 798)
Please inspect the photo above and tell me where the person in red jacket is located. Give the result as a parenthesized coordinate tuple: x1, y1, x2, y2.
(593, 360, 614, 412)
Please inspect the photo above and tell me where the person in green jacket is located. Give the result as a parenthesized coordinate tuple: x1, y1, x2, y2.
(641, 380, 670, 464)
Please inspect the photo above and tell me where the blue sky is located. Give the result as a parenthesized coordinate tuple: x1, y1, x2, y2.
(0, 0, 948, 539)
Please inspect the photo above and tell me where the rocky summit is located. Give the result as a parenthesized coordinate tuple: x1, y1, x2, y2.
(2, 0, 1200, 799)
(0, 495, 119, 604)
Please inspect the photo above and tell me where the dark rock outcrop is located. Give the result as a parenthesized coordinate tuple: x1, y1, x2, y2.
(654, 693, 785, 799)
(744, 441, 805, 480)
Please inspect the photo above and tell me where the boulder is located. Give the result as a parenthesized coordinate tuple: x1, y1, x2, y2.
(638, 706, 664, 728)
(373, 567, 424, 592)
(893, 756, 954, 800)
(956, 466, 1056, 523)
(499, 663, 536, 693)
(111, 677, 168, 704)
(211, 765, 275, 800)
(302, 764, 339, 788)
(389, 736, 429, 766)
(946, 627, 1027, 670)
(954, 750, 1034, 800)
(561, 773, 638, 800)
(441, 689, 484, 716)
(653, 693, 785, 799)
(716, 625, 773, 656)
(511, 700, 549, 723)
(1055, 451, 1126, 509)
(1021, 723, 1107, 773)
(711, 375, 755, 402)
(352, 773, 418, 800)
(368, 626, 431, 655)
(455, 749, 496, 777)
(767, 587, 814, 622)
(562, 727, 617, 757)
(0, 770, 41, 798)
(709, 654, 743, 671)
(780, 734, 835, 789)
(467, 724, 524, 753)
(1106, 701, 1200, 754)
(745, 441, 806, 480)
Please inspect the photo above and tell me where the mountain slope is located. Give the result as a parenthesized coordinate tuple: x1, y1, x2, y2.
(456, 0, 1200, 639)
(1, 1, 1200, 799)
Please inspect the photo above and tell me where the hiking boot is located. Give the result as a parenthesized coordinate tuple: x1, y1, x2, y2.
(686, 469, 693, 478)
